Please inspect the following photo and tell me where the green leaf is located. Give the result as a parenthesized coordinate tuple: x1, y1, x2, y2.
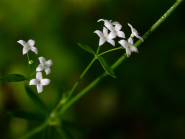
(9, 111, 44, 121)
(78, 42, 95, 54)
(98, 56, 116, 78)
(25, 85, 49, 117)
(0, 74, 26, 82)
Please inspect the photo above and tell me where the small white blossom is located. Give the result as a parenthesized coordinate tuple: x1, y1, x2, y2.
(29, 72, 50, 93)
(128, 23, 144, 42)
(98, 19, 125, 38)
(119, 37, 138, 57)
(17, 39, 38, 55)
(36, 57, 52, 75)
(94, 27, 116, 46)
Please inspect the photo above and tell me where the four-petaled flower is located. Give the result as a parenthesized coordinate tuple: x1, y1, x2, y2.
(29, 72, 50, 93)
(128, 23, 144, 42)
(17, 39, 38, 55)
(36, 57, 53, 75)
(94, 27, 116, 46)
(119, 37, 138, 57)
(98, 19, 125, 38)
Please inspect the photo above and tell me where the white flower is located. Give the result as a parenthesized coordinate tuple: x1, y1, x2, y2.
(128, 23, 144, 42)
(98, 19, 125, 38)
(94, 27, 116, 46)
(17, 39, 38, 55)
(29, 72, 50, 93)
(118, 37, 138, 57)
(36, 57, 53, 75)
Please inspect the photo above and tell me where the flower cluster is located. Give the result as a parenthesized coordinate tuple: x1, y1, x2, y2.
(94, 19, 144, 57)
(17, 39, 52, 93)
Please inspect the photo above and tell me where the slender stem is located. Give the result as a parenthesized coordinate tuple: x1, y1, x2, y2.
(19, 121, 48, 139)
(98, 46, 123, 57)
(57, 0, 184, 115)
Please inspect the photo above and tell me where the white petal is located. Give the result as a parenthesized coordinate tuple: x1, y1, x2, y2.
(108, 31, 116, 39)
(97, 19, 104, 22)
(104, 20, 114, 31)
(37, 84, 43, 93)
(45, 68, 51, 75)
(36, 64, 44, 72)
(115, 23, 122, 31)
(130, 46, 138, 53)
(29, 79, 38, 85)
(31, 47, 38, 54)
(117, 31, 125, 38)
(128, 37, 133, 44)
(112, 21, 119, 25)
(27, 39, 35, 47)
(17, 40, 27, 47)
(23, 47, 29, 55)
(36, 72, 42, 80)
(126, 48, 131, 57)
(38, 57, 46, 65)
(94, 30, 103, 38)
(46, 60, 52, 67)
(128, 23, 134, 31)
(107, 39, 115, 46)
(103, 27, 108, 35)
(99, 38, 106, 46)
(118, 40, 128, 48)
(135, 35, 144, 42)
(41, 79, 50, 86)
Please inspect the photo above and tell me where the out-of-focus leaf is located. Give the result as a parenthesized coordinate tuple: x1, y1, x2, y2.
(78, 42, 95, 55)
(56, 127, 74, 139)
(0, 74, 26, 82)
(9, 111, 44, 121)
(25, 85, 49, 117)
(98, 56, 116, 78)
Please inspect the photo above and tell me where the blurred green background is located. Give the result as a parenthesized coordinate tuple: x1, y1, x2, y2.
(0, 0, 185, 138)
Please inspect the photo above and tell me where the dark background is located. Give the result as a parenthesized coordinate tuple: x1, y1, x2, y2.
(0, 0, 185, 138)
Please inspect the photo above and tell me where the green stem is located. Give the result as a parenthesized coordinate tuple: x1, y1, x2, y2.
(19, 121, 48, 139)
(57, 0, 184, 115)
(98, 46, 123, 57)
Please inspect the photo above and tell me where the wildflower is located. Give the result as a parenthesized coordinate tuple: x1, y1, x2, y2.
(17, 39, 38, 55)
(119, 37, 138, 57)
(36, 57, 53, 75)
(29, 72, 50, 93)
(98, 19, 125, 38)
(94, 27, 116, 46)
(128, 23, 144, 42)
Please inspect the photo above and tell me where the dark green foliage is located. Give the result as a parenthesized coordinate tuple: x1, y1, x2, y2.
(0, 74, 26, 82)
(78, 43, 95, 55)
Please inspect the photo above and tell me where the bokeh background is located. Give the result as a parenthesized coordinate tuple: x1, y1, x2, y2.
(0, 0, 185, 138)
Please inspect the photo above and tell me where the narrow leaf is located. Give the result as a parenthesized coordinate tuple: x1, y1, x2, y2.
(98, 56, 116, 78)
(0, 74, 26, 82)
(9, 111, 44, 121)
(78, 42, 95, 54)
(25, 85, 49, 116)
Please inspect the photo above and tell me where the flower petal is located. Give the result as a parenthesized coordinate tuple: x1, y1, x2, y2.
(128, 37, 133, 45)
(36, 64, 44, 72)
(23, 47, 29, 55)
(126, 48, 131, 57)
(130, 46, 138, 53)
(118, 40, 128, 48)
(38, 57, 46, 65)
(46, 60, 52, 67)
(27, 39, 35, 47)
(17, 40, 27, 47)
(37, 84, 43, 93)
(31, 47, 38, 54)
(135, 35, 144, 42)
(45, 68, 51, 75)
(41, 79, 50, 86)
(115, 23, 122, 31)
(117, 31, 125, 38)
(103, 27, 108, 35)
(104, 20, 114, 31)
(107, 39, 115, 46)
(99, 38, 106, 46)
(29, 79, 38, 85)
(94, 30, 103, 38)
(36, 72, 42, 80)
